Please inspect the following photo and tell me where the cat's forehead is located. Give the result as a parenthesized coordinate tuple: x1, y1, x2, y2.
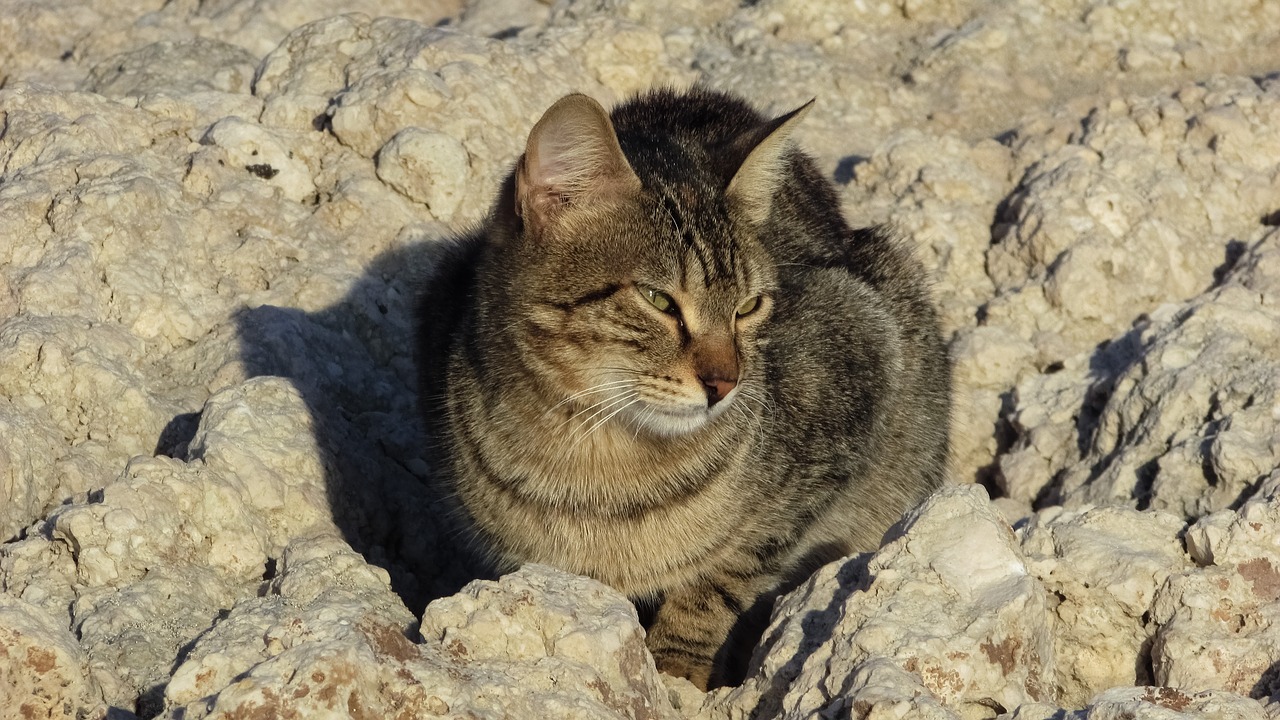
(637, 179, 764, 293)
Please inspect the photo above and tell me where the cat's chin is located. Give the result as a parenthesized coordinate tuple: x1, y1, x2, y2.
(630, 402, 731, 437)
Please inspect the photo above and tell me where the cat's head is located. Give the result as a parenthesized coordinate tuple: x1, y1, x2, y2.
(496, 91, 809, 438)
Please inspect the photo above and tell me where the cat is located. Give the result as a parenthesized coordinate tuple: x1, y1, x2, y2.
(415, 87, 951, 690)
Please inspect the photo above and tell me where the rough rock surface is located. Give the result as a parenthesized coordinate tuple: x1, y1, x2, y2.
(2, 0, 1279, 718)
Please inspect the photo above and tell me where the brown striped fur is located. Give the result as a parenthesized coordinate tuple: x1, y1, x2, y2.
(415, 88, 951, 689)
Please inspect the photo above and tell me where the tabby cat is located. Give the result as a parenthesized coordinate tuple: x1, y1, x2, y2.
(415, 87, 951, 689)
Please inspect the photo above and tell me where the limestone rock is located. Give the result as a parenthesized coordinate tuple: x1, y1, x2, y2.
(0, 596, 103, 719)
(4, 0, 1280, 715)
(166, 562, 681, 720)
(1150, 479, 1280, 701)
(1006, 687, 1268, 720)
(85, 38, 260, 98)
(709, 485, 1054, 719)
(1019, 506, 1190, 706)
(999, 228, 1280, 514)
(987, 78, 1280, 362)
(375, 128, 472, 221)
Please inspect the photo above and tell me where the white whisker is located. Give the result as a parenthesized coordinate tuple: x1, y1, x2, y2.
(546, 379, 637, 414)
(574, 396, 641, 448)
(567, 391, 638, 437)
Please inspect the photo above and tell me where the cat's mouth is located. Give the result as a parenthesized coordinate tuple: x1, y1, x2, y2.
(631, 395, 735, 437)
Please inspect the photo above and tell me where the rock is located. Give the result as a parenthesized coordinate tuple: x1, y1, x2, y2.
(709, 485, 1055, 719)
(166, 562, 681, 720)
(375, 127, 471, 220)
(200, 117, 318, 203)
(1150, 478, 1280, 701)
(1185, 472, 1280, 568)
(85, 38, 260, 98)
(4, 0, 1280, 715)
(1019, 506, 1190, 706)
(1006, 687, 1268, 719)
(0, 596, 103, 719)
(998, 228, 1280, 514)
(987, 78, 1280, 362)
(1151, 561, 1280, 702)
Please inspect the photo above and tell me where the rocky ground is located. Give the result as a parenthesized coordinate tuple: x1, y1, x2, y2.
(2, 0, 1279, 717)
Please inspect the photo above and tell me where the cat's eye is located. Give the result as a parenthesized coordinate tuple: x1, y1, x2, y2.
(642, 286, 677, 315)
(736, 295, 762, 316)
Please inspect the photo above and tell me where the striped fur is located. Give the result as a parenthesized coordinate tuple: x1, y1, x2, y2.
(416, 88, 951, 689)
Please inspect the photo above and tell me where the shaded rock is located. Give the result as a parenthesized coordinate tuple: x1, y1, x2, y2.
(999, 228, 1280, 514)
(709, 485, 1054, 719)
(1152, 478, 1280, 701)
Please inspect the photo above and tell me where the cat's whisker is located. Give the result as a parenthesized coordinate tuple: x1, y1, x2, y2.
(565, 390, 638, 436)
(574, 396, 642, 448)
(736, 386, 776, 419)
(632, 404, 653, 441)
(552, 385, 639, 431)
(741, 402, 766, 445)
(546, 380, 638, 414)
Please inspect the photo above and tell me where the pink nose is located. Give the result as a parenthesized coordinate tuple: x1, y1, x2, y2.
(701, 376, 737, 407)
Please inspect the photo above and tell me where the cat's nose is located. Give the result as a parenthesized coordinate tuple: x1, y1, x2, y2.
(701, 376, 737, 406)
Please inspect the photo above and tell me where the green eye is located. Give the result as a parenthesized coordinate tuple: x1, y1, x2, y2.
(736, 295, 762, 316)
(643, 287, 676, 314)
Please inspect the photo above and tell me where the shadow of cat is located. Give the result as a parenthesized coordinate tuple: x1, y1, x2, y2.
(222, 236, 494, 614)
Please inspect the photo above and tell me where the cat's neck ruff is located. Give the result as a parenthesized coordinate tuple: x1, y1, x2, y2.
(468, 379, 753, 514)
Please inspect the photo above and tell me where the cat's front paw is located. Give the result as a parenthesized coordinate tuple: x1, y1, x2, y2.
(652, 651, 713, 692)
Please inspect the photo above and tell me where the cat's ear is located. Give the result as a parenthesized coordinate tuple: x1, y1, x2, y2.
(516, 93, 641, 231)
(725, 99, 814, 225)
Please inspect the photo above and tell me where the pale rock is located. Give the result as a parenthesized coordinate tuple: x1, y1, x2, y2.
(165, 562, 681, 720)
(1185, 472, 1280, 567)
(1019, 506, 1190, 706)
(259, 13, 691, 221)
(201, 117, 318, 203)
(419, 564, 680, 719)
(1150, 477, 1280, 701)
(0, 376, 338, 713)
(455, 0, 552, 39)
(1081, 687, 1268, 720)
(1005, 687, 1269, 719)
(998, 229, 1280, 514)
(84, 38, 260, 98)
(0, 596, 103, 719)
(709, 485, 1054, 719)
(0, 0, 459, 90)
(161, 533, 416, 713)
(985, 78, 1280, 361)
(1150, 561, 1280, 701)
(185, 377, 335, 549)
(375, 127, 472, 221)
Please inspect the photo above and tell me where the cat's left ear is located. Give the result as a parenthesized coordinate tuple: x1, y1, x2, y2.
(725, 99, 814, 225)
(516, 93, 642, 233)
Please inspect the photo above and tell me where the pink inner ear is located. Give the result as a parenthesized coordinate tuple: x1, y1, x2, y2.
(516, 94, 642, 226)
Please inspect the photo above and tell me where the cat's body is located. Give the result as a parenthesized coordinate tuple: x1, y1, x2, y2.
(416, 88, 950, 689)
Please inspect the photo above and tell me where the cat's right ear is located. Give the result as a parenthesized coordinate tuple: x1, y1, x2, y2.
(516, 94, 641, 232)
